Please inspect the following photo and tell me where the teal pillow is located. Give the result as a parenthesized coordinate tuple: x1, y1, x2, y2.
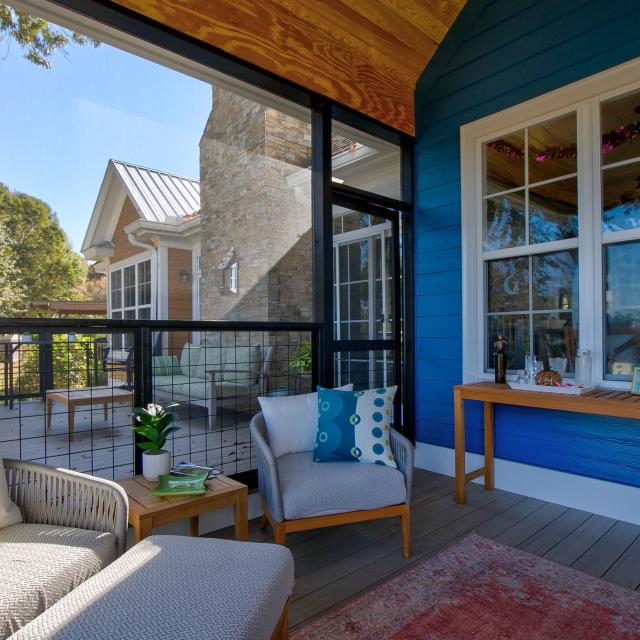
(314, 386, 397, 467)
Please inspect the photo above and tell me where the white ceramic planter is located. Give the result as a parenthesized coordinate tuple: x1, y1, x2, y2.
(142, 450, 171, 482)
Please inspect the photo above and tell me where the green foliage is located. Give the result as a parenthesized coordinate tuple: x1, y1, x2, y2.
(15, 334, 107, 395)
(289, 342, 312, 374)
(0, 4, 99, 69)
(131, 403, 180, 454)
(0, 183, 88, 316)
(0, 223, 26, 316)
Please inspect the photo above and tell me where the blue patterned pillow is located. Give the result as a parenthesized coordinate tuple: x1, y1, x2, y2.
(314, 386, 397, 467)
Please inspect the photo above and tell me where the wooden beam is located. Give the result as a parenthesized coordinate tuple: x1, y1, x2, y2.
(108, 0, 466, 134)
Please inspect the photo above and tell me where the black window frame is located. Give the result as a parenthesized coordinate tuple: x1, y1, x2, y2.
(45, 0, 415, 439)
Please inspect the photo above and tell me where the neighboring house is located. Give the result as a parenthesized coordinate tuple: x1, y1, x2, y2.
(82, 91, 400, 335)
(81, 160, 201, 330)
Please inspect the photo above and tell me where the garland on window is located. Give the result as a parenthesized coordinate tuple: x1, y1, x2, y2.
(602, 121, 640, 154)
(487, 119, 640, 162)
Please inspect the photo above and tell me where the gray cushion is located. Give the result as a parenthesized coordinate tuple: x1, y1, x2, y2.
(0, 523, 116, 639)
(11, 535, 294, 640)
(278, 452, 407, 521)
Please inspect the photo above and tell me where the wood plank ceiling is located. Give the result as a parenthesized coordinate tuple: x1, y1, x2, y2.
(109, 0, 465, 135)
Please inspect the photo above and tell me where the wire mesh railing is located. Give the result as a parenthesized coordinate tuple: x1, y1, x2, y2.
(0, 319, 321, 482)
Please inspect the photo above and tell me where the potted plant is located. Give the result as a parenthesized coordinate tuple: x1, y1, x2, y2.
(131, 402, 180, 481)
(289, 342, 312, 393)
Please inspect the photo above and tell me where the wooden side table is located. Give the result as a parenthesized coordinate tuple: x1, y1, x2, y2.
(46, 386, 133, 441)
(117, 474, 249, 543)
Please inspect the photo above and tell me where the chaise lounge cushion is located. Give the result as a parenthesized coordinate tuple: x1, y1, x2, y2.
(11, 535, 294, 640)
(0, 523, 117, 639)
(277, 452, 406, 520)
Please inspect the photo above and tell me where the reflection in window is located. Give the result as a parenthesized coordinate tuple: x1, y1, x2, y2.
(602, 162, 640, 233)
(484, 193, 526, 250)
(605, 241, 640, 378)
(601, 90, 640, 166)
(482, 113, 579, 375)
(484, 130, 525, 194)
(486, 250, 578, 372)
(529, 178, 578, 243)
(528, 113, 577, 184)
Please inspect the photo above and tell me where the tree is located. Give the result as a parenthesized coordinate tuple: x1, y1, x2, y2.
(0, 4, 98, 69)
(0, 182, 87, 316)
(0, 223, 26, 315)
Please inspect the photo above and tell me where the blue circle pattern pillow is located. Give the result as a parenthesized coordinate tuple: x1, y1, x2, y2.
(314, 386, 398, 468)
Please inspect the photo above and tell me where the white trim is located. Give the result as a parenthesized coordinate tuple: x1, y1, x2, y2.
(415, 443, 640, 525)
(108, 250, 152, 273)
(482, 237, 578, 261)
(157, 246, 169, 320)
(192, 250, 201, 322)
(461, 56, 640, 386)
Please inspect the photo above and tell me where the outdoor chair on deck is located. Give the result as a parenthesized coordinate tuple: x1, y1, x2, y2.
(250, 411, 414, 557)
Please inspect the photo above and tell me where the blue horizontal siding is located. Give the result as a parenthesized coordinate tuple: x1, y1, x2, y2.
(414, 0, 640, 487)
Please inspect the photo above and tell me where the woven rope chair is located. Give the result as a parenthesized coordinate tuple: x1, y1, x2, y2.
(2, 458, 129, 556)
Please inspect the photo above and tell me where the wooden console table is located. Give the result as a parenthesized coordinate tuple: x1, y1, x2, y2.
(454, 381, 640, 504)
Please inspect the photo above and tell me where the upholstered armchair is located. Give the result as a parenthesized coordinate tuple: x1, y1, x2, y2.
(250, 412, 414, 557)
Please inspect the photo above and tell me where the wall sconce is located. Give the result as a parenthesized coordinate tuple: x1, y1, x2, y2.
(179, 270, 191, 283)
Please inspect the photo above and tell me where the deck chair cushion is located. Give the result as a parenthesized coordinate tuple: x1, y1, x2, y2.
(258, 384, 353, 458)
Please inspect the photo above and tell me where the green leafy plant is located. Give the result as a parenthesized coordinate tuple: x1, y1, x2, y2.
(131, 402, 180, 454)
(289, 342, 312, 374)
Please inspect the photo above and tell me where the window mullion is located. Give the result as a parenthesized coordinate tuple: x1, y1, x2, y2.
(578, 99, 599, 380)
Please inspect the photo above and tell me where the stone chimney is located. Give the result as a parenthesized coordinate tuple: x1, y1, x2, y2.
(198, 87, 313, 323)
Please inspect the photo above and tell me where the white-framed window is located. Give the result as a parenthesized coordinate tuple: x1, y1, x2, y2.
(109, 257, 152, 348)
(461, 60, 640, 387)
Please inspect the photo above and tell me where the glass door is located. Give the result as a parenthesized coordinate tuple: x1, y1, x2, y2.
(332, 198, 401, 400)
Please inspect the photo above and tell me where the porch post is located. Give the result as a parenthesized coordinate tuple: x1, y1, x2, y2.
(311, 103, 334, 388)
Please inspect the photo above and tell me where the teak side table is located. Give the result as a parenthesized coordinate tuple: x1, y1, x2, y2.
(117, 474, 249, 543)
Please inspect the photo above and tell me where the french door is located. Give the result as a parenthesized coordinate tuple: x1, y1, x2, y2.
(331, 191, 403, 423)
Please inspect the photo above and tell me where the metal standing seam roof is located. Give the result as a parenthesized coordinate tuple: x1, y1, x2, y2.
(111, 160, 200, 223)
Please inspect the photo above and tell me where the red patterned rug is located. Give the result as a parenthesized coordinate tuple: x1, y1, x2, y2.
(291, 532, 640, 639)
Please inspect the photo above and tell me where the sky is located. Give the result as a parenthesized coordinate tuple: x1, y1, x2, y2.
(0, 28, 212, 251)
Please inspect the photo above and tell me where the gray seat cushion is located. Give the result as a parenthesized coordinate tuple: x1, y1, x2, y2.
(0, 523, 116, 639)
(278, 452, 407, 520)
(11, 535, 294, 640)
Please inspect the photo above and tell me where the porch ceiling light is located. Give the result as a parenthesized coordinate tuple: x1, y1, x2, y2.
(179, 270, 191, 283)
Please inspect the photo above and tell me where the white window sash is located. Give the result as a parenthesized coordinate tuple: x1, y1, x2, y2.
(461, 58, 640, 388)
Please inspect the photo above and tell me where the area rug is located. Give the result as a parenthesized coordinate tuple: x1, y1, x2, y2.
(291, 532, 640, 639)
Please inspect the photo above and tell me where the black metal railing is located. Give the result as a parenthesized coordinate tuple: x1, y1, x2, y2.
(0, 319, 321, 484)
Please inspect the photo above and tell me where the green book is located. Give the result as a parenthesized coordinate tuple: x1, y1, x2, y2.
(149, 469, 209, 496)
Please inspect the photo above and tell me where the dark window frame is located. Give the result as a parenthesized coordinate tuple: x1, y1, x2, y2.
(48, 0, 415, 439)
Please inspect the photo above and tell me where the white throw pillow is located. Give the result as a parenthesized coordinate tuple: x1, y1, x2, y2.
(258, 385, 354, 458)
(0, 459, 22, 529)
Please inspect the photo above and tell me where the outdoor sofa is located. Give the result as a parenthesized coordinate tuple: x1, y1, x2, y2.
(0, 459, 128, 639)
(153, 342, 273, 429)
(2, 459, 293, 640)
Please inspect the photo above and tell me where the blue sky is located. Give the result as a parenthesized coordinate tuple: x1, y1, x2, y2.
(0, 36, 212, 251)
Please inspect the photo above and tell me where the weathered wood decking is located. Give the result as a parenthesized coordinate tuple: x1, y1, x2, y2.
(0, 399, 254, 479)
(213, 468, 640, 629)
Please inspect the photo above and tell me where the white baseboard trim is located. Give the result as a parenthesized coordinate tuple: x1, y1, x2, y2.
(415, 442, 640, 526)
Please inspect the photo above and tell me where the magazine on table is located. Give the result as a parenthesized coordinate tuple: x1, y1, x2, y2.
(170, 461, 222, 479)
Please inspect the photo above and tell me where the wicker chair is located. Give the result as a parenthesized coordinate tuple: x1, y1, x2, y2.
(1, 459, 129, 639)
(2, 458, 129, 555)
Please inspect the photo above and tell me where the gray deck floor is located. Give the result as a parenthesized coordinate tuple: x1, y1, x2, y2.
(0, 398, 255, 479)
(212, 468, 640, 630)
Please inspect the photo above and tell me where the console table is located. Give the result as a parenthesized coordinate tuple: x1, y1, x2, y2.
(453, 381, 640, 504)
